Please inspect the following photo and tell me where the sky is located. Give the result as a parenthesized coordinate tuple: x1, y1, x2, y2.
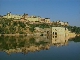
(0, 0, 80, 27)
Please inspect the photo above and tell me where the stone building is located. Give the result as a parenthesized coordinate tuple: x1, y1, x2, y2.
(3, 12, 22, 19)
(22, 13, 51, 23)
(34, 27, 51, 36)
(3, 12, 51, 24)
(51, 27, 65, 38)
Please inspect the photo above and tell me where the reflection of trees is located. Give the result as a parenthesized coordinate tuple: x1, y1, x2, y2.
(35, 41, 48, 46)
(0, 36, 50, 54)
(0, 36, 26, 50)
(0, 35, 77, 54)
(29, 38, 35, 44)
(69, 36, 80, 42)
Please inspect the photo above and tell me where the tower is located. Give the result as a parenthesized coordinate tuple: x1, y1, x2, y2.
(7, 12, 11, 18)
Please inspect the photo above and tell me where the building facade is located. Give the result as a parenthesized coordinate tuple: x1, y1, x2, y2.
(3, 12, 22, 19)
(51, 27, 65, 38)
(3, 12, 51, 24)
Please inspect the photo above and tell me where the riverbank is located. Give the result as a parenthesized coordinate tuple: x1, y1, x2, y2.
(0, 33, 80, 37)
(0, 34, 27, 36)
(76, 34, 80, 36)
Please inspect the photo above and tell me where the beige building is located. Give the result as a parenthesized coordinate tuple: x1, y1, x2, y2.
(56, 21, 69, 26)
(59, 21, 64, 25)
(3, 12, 22, 19)
(34, 27, 76, 39)
(3, 12, 51, 23)
(51, 27, 73, 47)
(45, 18, 50, 23)
(51, 27, 66, 38)
(40, 18, 50, 23)
(26, 16, 50, 23)
(64, 22, 69, 26)
(23, 14, 51, 23)
(23, 14, 41, 22)
(27, 16, 41, 22)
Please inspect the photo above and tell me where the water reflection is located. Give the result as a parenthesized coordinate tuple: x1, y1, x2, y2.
(52, 35, 69, 47)
(0, 35, 80, 55)
(69, 36, 80, 42)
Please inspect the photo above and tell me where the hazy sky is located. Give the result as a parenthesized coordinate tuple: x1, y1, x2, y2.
(0, 0, 80, 27)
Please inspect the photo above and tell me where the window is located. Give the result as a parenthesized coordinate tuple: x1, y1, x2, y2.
(53, 36, 54, 38)
(53, 32, 54, 35)
(55, 36, 57, 38)
(55, 32, 57, 35)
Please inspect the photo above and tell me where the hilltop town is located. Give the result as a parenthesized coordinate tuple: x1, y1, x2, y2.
(0, 12, 69, 25)
(0, 12, 80, 37)
(0, 12, 80, 55)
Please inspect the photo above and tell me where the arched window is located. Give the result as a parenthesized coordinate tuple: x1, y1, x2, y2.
(47, 31, 49, 34)
(53, 32, 54, 35)
(55, 32, 57, 35)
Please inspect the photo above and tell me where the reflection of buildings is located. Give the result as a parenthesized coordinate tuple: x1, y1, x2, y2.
(52, 36, 69, 47)
(51, 27, 76, 47)
(0, 26, 76, 54)
(34, 36, 51, 43)
(34, 27, 76, 47)
(0, 36, 50, 55)
(5, 44, 50, 55)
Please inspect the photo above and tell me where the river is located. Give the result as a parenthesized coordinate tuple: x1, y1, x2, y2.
(0, 36, 80, 60)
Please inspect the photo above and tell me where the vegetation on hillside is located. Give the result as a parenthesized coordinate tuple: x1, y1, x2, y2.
(0, 18, 28, 34)
(69, 36, 80, 42)
(66, 26, 80, 34)
(0, 18, 80, 34)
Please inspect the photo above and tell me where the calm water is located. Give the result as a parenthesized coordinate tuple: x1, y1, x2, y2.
(0, 36, 80, 60)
